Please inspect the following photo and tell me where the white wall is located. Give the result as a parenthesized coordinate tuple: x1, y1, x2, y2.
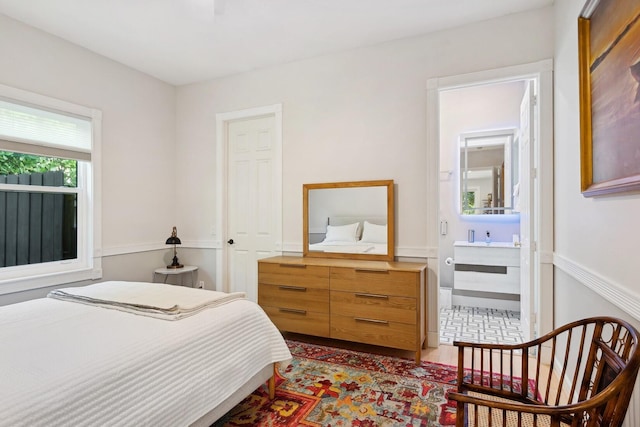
(439, 82, 524, 288)
(175, 6, 555, 259)
(554, 0, 640, 328)
(0, 6, 558, 306)
(2, 0, 638, 354)
(0, 15, 178, 302)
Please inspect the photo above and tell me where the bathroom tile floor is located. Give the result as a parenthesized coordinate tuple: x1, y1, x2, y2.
(439, 305, 524, 345)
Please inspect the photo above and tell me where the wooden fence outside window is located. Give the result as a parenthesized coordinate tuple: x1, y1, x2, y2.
(0, 171, 76, 268)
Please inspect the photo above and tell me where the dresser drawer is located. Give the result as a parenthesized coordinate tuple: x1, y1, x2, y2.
(258, 262, 329, 289)
(263, 306, 330, 336)
(331, 314, 417, 351)
(259, 283, 329, 313)
(330, 267, 418, 297)
(330, 291, 416, 324)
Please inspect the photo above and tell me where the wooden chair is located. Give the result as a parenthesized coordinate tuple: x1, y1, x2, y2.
(449, 317, 640, 427)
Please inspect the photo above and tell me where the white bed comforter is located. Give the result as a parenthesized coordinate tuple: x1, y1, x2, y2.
(0, 281, 291, 427)
(309, 241, 387, 254)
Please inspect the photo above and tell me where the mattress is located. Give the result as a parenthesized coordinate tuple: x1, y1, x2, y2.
(0, 282, 291, 426)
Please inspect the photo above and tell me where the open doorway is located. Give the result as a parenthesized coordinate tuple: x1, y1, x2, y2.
(426, 60, 554, 347)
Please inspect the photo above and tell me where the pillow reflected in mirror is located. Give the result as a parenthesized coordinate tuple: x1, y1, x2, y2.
(360, 221, 387, 244)
(324, 222, 360, 243)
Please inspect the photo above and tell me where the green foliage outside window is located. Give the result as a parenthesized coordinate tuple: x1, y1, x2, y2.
(462, 191, 476, 215)
(0, 151, 77, 187)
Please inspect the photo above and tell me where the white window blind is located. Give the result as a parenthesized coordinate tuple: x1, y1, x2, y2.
(0, 97, 91, 161)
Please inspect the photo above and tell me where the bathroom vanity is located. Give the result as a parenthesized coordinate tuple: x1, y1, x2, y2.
(453, 241, 520, 309)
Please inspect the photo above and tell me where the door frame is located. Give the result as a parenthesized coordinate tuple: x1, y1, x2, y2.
(426, 59, 554, 347)
(215, 104, 283, 292)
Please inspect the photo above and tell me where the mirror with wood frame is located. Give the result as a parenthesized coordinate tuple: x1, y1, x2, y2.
(303, 180, 394, 261)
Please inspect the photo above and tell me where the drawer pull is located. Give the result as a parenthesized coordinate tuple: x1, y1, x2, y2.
(279, 308, 307, 315)
(355, 317, 389, 325)
(354, 268, 390, 274)
(278, 285, 307, 292)
(279, 264, 306, 269)
(355, 293, 389, 300)
(454, 264, 507, 274)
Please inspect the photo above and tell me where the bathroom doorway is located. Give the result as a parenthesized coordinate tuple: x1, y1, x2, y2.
(426, 60, 554, 346)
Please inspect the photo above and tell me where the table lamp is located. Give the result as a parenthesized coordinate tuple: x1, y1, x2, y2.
(165, 226, 183, 269)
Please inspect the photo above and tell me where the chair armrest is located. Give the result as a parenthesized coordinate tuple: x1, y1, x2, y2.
(449, 379, 630, 417)
(449, 391, 558, 415)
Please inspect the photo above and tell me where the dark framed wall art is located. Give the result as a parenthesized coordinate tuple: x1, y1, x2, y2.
(578, 0, 640, 196)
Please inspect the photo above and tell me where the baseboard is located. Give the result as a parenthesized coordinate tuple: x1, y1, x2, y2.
(427, 331, 440, 348)
(452, 295, 520, 311)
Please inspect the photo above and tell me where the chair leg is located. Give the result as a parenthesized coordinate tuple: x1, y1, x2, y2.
(456, 401, 466, 427)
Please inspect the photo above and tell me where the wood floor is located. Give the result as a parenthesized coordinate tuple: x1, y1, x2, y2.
(283, 332, 552, 379)
(283, 332, 459, 366)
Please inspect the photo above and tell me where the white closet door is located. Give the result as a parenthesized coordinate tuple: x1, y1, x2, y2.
(227, 115, 278, 302)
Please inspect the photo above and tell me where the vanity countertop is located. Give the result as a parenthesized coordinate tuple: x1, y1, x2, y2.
(454, 240, 519, 248)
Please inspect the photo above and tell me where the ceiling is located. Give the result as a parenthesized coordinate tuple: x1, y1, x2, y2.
(0, 0, 553, 86)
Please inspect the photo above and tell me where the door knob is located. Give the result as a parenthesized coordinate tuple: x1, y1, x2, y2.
(227, 239, 234, 245)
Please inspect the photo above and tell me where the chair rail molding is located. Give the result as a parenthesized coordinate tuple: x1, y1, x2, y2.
(103, 240, 218, 256)
(554, 253, 640, 322)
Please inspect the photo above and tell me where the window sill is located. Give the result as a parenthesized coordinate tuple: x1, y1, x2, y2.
(0, 262, 102, 296)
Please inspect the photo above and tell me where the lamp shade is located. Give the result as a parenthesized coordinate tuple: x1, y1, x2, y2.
(166, 226, 181, 245)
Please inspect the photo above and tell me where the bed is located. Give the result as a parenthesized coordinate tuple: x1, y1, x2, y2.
(0, 281, 291, 426)
(308, 215, 388, 254)
(308, 240, 387, 254)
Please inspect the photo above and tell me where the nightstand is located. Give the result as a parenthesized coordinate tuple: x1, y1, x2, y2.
(153, 265, 198, 287)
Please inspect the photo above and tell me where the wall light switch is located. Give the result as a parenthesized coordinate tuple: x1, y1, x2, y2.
(440, 220, 448, 235)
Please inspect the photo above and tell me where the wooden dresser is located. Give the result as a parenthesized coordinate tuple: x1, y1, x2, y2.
(258, 256, 427, 363)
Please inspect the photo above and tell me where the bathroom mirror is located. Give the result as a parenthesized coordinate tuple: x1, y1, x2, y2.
(303, 180, 394, 261)
(460, 129, 518, 215)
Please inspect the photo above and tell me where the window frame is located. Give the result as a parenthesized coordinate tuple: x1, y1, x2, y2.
(0, 84, 101, 295)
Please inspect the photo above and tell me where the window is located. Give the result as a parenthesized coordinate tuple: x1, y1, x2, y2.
(0, 84, 101, 294)
(461, 189, 477, 215)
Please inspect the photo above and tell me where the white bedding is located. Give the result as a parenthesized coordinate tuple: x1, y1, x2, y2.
(0, 281, 291, 426)
(309, 240, 387, 254)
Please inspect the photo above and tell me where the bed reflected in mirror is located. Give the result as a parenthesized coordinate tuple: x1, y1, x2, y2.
(303, 180, 394, 261)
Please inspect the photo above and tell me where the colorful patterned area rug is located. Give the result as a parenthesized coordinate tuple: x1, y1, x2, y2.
(213, 340, 459, 426)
